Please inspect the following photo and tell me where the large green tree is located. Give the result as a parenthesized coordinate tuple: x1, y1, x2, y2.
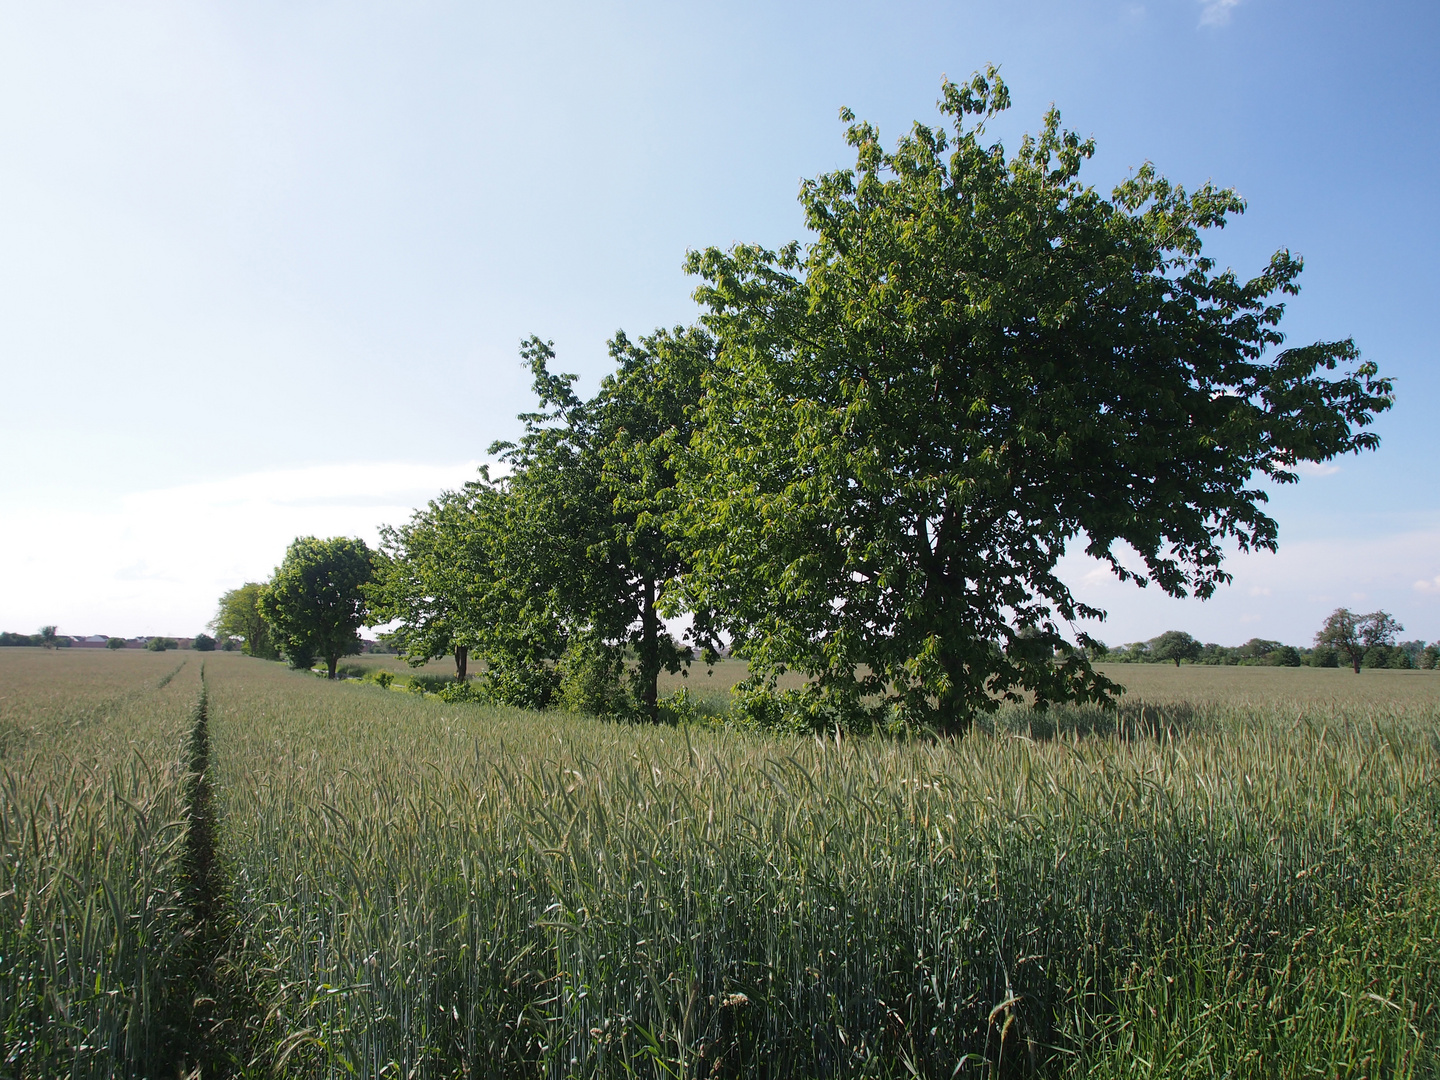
(211, 582, 279, 659)
(1149, 631, 1201, 668)
(259, 536, 375, 679)
(491, 328, 714, 717)
(368, 471, 538, 685)
(1315, 607, 1402, 674)
(678, 69, 1392, 732)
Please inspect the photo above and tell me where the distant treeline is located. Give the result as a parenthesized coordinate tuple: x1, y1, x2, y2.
(0, 631, 221, 652)
(1102, 632, 1438, 669)
(0, 631, 65, 647)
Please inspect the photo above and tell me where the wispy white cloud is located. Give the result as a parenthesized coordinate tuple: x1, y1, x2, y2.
(1057, 526, 1440, 645)
(0, 461, 484, 637)
(1294, 461, 1341, 478)
(1198, 0, 1241, 27)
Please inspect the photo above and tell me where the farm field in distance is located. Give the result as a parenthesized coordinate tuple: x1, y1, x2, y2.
(2, 647, 1437, 1078)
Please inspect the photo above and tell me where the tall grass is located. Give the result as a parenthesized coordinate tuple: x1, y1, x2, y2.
(203, 656, 1440, 1078)
(0, 649, 202, 1077)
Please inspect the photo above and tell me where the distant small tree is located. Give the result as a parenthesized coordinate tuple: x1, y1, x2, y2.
(106, 636, 126, 650)
(1149, 630, 1201, 668)
(1315, 608, 1402, 674)
(146, 637, 177, 652)
(192, 633, 216, 652)
(1272, 645, 1302, 667)
(1422, 644, 1439, 670)
(38, 625, 58, 649)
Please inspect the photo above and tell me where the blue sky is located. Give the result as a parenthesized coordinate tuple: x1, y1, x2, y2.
(1, 0, 1435, 644)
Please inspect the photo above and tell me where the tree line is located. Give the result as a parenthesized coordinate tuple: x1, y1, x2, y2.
(1104, 612, 1438, 670)
(213, 70, 1396, 733)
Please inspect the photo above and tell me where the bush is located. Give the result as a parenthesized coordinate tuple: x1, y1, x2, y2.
(436, 680, 488, 704)
(192, 633, 216, 652)
(372, 671, 394, 690)
(1422, 645, 1439, 671)
(556, 639, 632, 717)
(285, 646, 315, 671)
(1272, 645, 1303, 667)
(106, 637, 126, 650)
(1363, 645, 1396, 669)
(406, 673, 456, 695)
(145, 637, 177, 652)
(1310, 645, 1339, 668)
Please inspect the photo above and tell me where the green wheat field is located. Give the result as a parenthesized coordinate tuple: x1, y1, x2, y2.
(2, 649, 1437, 1078)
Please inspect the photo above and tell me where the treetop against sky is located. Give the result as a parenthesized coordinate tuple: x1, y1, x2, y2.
(0, 0, 1435, 644)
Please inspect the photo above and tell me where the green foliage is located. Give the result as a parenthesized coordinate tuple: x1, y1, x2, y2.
(556, 636, 635, 717)
(435, 678, 488, 704)
(372, 670, 394, 689)
(486, 329, 715, 718)
(678, 69, 1391, 732)
(1149, 630, 1201, 667)
(368, 476, 508, 681)
(191, 633, 216, 652)
(38, 625, 58, 649)
(0, 631, 40, 646)
(1315, 607, 1402, 673)
(258, 536, 374, 679)
(146, 636, 177, 652)
(1272, 644, 1303, 667)
(106, 636, 127, 650)
(284, 644, 315, 671)
(211, 582, 279, 660)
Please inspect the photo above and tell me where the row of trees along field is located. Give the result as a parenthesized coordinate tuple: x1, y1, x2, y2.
(0, 629, 216, 650)
(1106, 611, 1440, 670)
(221, 70, 1395, 734)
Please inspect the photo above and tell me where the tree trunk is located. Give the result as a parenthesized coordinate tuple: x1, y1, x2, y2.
(1351, 650, 1362, 674)
(326, 655, 338, 680)
(454, 645, 469, 681)
(935, 645, 974, 736)
(639, 578, 660, 720)
(1173, 658, 1181, 668)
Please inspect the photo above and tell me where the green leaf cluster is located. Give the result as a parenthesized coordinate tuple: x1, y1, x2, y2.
(672, 67, 1391, 732)
(258, 536, 374, 679)
(368, 69, 1391, 733)
(211, 583, 279, 660)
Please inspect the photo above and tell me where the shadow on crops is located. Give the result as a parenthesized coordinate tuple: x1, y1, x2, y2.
(982, 699, 1206, 741)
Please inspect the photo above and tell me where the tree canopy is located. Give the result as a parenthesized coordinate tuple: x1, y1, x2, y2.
(1149, 631, 1202, 668)
(677, 68, 1392, 731)
(488, 329, 714, 717)
(259, 536, 374, 679)
(212, 583, 279, 660)
(368, 475, 507, 681)
(1315, 608, 1403, 674)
